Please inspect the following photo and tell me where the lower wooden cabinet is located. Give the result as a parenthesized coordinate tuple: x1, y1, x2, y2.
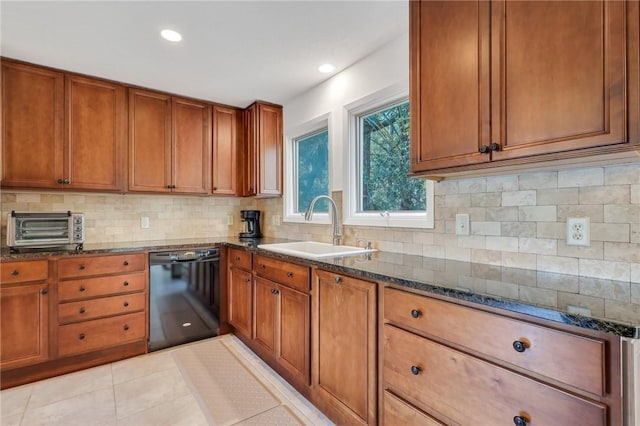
(0, 260, 50, 370)
(311, 269, 377, 426)
(228, 265, 253, 339)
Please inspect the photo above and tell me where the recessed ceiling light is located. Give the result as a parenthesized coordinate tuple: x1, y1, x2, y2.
(161, 29, 182, 42)
(318, 63, 336, 74)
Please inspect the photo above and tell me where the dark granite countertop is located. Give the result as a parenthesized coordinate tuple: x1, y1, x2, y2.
(2, 237, 638, 339)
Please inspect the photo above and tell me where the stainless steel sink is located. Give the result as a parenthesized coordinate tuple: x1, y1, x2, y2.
(257, 241, 375, 259)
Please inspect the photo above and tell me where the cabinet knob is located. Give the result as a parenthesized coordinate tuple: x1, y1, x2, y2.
(123, 260, 129, 266)
(79, 285, 86, 292)
(245, 278, 251, 283)
(513, 416, 528, 426)
(123, 325, 130, 331)
(78, 333, 86, 340)
(63, 178, 70, 184)
(11, 270, 19, 276)
(79, 264, 86, 270)
(167, 185, 172, 189)
(259, 264, 266, 269)
(410, 309, 421, 319)
(57, 178, 64, 184)
(235, 256, 240, 261)
(286, 272, 293, 278)
(40, 289, 48, 295)
(489, 143, 500, 152)
(79, 307, 86, 314)
(512, 340, 527, 353)
(123, 281, 129, 287)
(410, 365, 421, 376)
(334, 276, 343, 284)
(123, 302, 129, 307)
(479, 145, 489, 154)
(213, 186, 218, 190)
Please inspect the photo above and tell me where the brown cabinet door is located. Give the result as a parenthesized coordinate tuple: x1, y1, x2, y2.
(277, 284, 310, 385)
(256, 103, 282, 196)
(410, 1, 491, 173)
(491, 0, 627, 160)
(212, 105, 240, 195)
(128, 88, 172, 192)
(172, 97, 211, 194)
(65, 74, 126, 191)
(228, 266, 252, 338)
(253, 276, 277, 355)
(1, 60, 64, 188)
(242, 104, 257, 196)
(0, 282, 49, 369)
(313, 270, 377, 425)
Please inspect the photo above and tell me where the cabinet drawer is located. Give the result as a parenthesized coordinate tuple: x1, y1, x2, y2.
(58, 272, 146, 301)
(384, 325, 607, 426)
(1, 260, 48, 284)
(58, 253, 146, 279)
(58, 311, 146, 357)
(228, 248, 251, 270)
(254, 255, 310, 292)
(383, 391, 446, 426)
(384, 287, 606, 395)
(58, 293, 146, 324)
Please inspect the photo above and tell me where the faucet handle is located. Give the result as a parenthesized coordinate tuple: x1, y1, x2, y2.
(356, 239, 373, 250)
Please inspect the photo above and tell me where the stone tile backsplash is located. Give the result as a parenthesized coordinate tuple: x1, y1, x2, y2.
(1, 163, 638, 323)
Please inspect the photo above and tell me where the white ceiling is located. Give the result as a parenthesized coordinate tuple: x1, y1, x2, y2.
(1, 1, 408, 108)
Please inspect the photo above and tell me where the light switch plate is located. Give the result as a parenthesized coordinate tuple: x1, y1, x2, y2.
(140, 216, 150, 229)
(455, 214, 470, 236)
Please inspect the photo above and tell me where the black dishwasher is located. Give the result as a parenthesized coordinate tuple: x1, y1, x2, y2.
(148, 248, 220, 351)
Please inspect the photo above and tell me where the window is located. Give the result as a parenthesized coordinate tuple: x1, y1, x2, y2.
(284, 116, 331, 224)
(294, 129, 329, 213)
(345, 93, 434, 228)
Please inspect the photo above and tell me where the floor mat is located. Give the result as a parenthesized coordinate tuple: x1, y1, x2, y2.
(172, 338, 285, 425)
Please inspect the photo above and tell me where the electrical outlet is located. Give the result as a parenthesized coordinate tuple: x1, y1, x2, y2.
(566, 217, 590, 247)
(140, 216, 150, 229)
(455, 214, 470, 236)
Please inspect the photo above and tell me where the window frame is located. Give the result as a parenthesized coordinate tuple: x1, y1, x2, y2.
(343, 87, 434, 229)
(283, 113, 332, 225)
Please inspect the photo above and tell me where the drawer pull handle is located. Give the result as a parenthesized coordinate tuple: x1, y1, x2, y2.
(124, 325, 130, 331)
(123, 281, 129, 287)
(78, 333, 86, 340)
(123, 261, 129, 266)
(79, 286, 86, 292)
(123, 302, 129, 307)
(40, 289, 48, 295)
(410, 309, 421, 319)
(11, 270, 19, 276)
(286, 272, 293, 278)
(512, 340, 527, 353)
(79, 264, 86, 270)
(513, 416, 528, 426)
(79, 308, 86, 314)
(334, 276, 342, 284)
(410, 365, 421, 376)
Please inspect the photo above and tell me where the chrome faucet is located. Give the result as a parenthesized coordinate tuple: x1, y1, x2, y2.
(304, 195, 342, 245)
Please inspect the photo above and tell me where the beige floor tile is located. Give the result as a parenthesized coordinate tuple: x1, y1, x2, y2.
(21, 387, 116, 426)
(114, 366, 191, 419)
(234, 405, 303, 425)
(27, 364, 113, 409)
(111, 349, 176, 384)
(0, 412, 23, 426)
(116, 393, 208, 426)
(0, 382, 32, 420)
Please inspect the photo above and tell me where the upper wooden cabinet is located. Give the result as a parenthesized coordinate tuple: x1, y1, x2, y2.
(242, 101, 283, 197)
(129, 89, 211, 194)
(212, 105, 242, 195)
(410, 1, 638, 176)
(1, 61, 125, 190)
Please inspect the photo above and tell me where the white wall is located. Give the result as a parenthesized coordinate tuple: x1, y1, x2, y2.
(283, 32, 409, 190)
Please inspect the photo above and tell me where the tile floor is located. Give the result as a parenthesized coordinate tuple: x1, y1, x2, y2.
(0, 335, 333, 426)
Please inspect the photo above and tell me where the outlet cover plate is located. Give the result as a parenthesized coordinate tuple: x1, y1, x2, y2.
(566, 217, 590, 247)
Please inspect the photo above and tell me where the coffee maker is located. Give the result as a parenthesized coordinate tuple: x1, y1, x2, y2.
(239, 210, 262, 239)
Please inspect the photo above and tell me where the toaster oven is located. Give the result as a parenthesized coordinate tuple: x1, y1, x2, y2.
(6, 211, 85, 250)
